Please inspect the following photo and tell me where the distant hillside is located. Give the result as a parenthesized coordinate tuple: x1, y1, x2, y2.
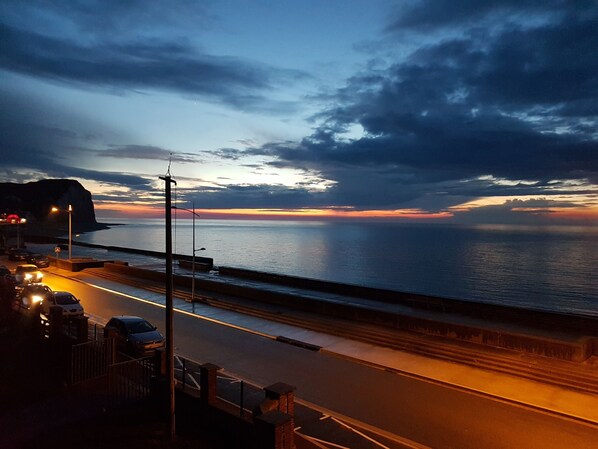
(0, 179, 104, 232)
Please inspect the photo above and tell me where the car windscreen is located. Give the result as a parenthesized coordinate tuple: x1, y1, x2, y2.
(54, 294, 78, 305)
(124, 320, 155, 334)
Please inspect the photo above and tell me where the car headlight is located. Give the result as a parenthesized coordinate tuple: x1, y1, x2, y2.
(25, 273, 32, 280)
(36, 273, 43, 280)
(31, 295, 43, 304)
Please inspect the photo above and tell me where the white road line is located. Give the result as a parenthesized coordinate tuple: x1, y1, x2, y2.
(296, 432, 352, 449)
(76, 277, 275, 340)
(331, 415, 391, 449)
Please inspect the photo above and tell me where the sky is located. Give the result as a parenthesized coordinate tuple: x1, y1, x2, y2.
(1, 0, 597, 225)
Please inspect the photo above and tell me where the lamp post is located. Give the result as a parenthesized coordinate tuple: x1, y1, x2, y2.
(16, 217, 27, 249)
(172, 203, 204, 303)
(51, 204, 73, 260)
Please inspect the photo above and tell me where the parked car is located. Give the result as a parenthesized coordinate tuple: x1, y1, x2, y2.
(0, 265, 11, 278)
(18, 283, 52, 308)
(41, 291, 84, 317)
(104, 316, 165, 357)
(26, 253, 50, 268)
(13, 264, 43, 285)
(8, 248, 29, 261)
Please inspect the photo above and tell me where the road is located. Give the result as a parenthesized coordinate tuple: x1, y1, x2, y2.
(40, 269, 598, 449)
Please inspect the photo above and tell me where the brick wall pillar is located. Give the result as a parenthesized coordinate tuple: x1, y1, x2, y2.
(49, 305, 63, 340)
(75, 315, 88, 343)
(199, 363, 221, 406)
(254, 410, 294, 449)
(264, 382, 296, 417)
(104, 330, 117, 365)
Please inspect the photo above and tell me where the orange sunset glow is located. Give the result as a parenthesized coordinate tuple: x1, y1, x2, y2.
(94, 203, 455, 221)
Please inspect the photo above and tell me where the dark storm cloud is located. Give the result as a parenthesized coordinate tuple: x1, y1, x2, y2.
(0, 22, 305, 111)
(0, 142, 152, 188)
(0, 90, 152, 189)
(245, 1, 598, 212)
(387, 0, 596, 31)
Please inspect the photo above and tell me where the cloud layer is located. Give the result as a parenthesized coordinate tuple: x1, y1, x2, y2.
(0, 1, 596, 223)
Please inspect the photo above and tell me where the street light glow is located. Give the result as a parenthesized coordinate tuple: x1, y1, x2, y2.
(172, 204, 204, 304)
(50, 204, 73, 260)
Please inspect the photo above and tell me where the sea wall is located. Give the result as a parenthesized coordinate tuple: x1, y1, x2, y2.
(27, 235, 214, 269)
(218, 266, 598, 335)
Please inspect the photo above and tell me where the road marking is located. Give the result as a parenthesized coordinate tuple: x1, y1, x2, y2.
(297, 399, 431, 449)
(331, 416, 391, 448)
(296, 433, 352, 449)
(70, 275, 275, 339)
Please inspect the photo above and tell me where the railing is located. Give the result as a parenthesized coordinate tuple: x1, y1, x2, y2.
(109, 357, 156, 404)
(175, 355, 260, 418)
(71, 338, 112, 384)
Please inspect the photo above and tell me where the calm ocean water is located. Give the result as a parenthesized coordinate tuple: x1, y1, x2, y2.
(76, 218, 597, 317)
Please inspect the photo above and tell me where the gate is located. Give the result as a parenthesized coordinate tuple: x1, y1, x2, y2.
(71, 338, 113, 384)
(109, 357, 156, 404)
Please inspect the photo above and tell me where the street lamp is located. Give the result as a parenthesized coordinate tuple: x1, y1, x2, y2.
(172, 203, 204, 303)
(16, 217, 27, 249)
(51, 204, 72, 260)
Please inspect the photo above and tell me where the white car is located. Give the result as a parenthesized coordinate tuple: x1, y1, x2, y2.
(41, 291, 84, 317)
(14, 264, 43, 285)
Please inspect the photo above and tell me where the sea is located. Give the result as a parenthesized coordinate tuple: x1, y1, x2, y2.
(68, 218, 597, 317)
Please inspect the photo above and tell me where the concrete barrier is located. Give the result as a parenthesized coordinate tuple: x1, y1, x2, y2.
(219, 267, 597, 335)
(49, 256, 112, 272)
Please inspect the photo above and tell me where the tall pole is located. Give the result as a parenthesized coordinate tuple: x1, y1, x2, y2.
(160, 175, 176, 440)
(68, 204, 72, 260)
(191, 201, 195, 304)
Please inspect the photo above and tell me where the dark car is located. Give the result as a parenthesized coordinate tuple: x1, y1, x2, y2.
(104, 316, 165, 357)
(8, 248, 29, 261)
(26, 253, 50, 268)
(18, 283, 52, 308)
(0, 265, 11, 278)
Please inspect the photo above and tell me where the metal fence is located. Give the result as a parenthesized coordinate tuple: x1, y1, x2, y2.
(71, 336, 157, 405)
(175, 355, 262, 418)
(71, 337, 112, 384)
(109, 357, 156, 404)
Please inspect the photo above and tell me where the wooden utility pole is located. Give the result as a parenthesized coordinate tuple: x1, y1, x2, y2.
(159, 174, 176, 440)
